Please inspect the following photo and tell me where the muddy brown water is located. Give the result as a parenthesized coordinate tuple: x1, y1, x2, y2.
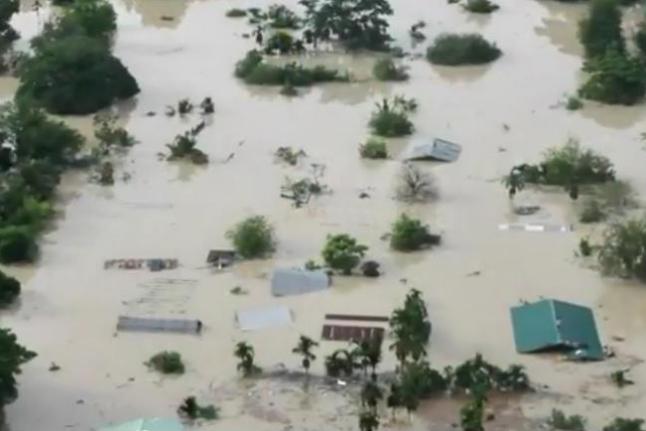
(2, 0, 646, 430)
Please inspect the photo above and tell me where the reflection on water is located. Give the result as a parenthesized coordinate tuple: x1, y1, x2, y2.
(431, 63, 492, 82)
(534, 0, 585, 57)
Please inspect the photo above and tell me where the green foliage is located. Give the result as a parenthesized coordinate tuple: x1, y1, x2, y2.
(579, 238, 593, 257)
(390, 213, 441, 251)
(0, 0, 18, 63)
(566, 96, 583, 111)
(227, 216, 275, 259)
(636, 23, 646, 57)
(389, 289, 431, 365)
(292, 335, 318, 372)
(94, 113, 136, 149)
(460, 394, 485, 431)
(321, 233, 367, 274)
(300, 0, 393, 50)
(598, 218, 646, 280)
(18, 35, 139, 114)
(0, 327, 36, 407)
(325, 349, 355, 377)
(264, 32, 304, 55)
(463, 0, 500, 13)
(400, 360, 448, 399)
(0, 270, 20, 307)
(369, 97, 416, 137)
(449, 353, 530, 393)
(178, 396, 219, 420)
(427, 33, 501, 65)
(0, 226, 37, 263)
(352, 336, 383, 377)
(63, 0, 116, 40)
(603, 418, 644, 431)
(267, 4, 301, 29)
(234, 342, 261, 377)
(578, 0, 624, 59)
(579, 49, 646, 105)
(235, 50, 346, 86)
(610, 369, 634, 387)
(359, 138, 388, 159)
(146, 351, 185, 374)
(549, 409, 586, 431)
(226, 8, 247, 17)
(373, 58, 408, 81)
(579, 199, 606, 223)
(358, 410, 380, 431)
(166, 123, 208, 164)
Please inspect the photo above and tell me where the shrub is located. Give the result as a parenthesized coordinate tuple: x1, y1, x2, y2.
(178, 396, 219, 420)
(226, 8, 247, 17)
(579, 199, 606, 223)
(267, 4, 300, 29)
(597, 218, 646, 280)
(636, 23, 646, 57)
(579, 238, 593, 257)
(94, 113, 136, 149)
(0, 227, 37, 263)
(0, 270, 20, 307)
(549, 409, 586, 431)
(463, 0, 500, 13)
(17, 35, 139, 114)
(166, 126, 208, 165)
(0, 328, 36, 407)
(322, 234, 367, 275)
(359, 138, 388, 159)
(146, 351, 185, 374)
(400, 360, 448, 399)
(235, 50, 346, 86)
(227, 216, 275, 259)
(427, 33, 501, 65)
(603, 418, 644, 431)
(264, 32, 303, 55)
(566, 96, 583, 111)
(369, 97, 415, 137)
(390, 214, 441, 251)
(578, 0, 624, 59)
(300, 0, 393, 51)
(579, 49, 646, 105)
(373, 58, 409, 81)
(396, 163, 437, 202)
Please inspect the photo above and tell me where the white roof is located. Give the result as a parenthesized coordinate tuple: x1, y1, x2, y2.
(271, 268, 329, 296)
(403, 138, 462, 162)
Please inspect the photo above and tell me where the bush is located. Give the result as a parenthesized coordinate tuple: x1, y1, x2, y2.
(578, 0, 624, 59)
(427, 33, 501, 65)
(226, 8, 247, 17)
(359, 138, 388, 159)
(267, 4, 300, 29)
(400, 360, 448, 399)
(17, 35, 139, 114)
(579, 199, 606, 223)
(166, 127, 208, 165)
(463, 0, 500, 13)
(369, 97, 415, 137)
(322, 234, 368, 275)
(178, 396, 219, 420)
(579, 49, 646, 105)
(227, 216, 275, 259)
(579, 238, 593, 257)
(94, 113, 136, 149)
(549, 409, 586, 431)
(146, 351, 185, 374)
(566, 96, 583, 111)
(603, 418, 644, 431)
(0, 270, 20, 307)
(264, 32, 303, 55)
(0, 328, 36, 407)
(235, 50, 346, 86)
(373, 58, 408, 81)
(636, 23, 646, 57)
(391, 214, 441, 251)
(597, 218, 646, 280)
(396, 163, 437, 202)
(0, 227, 37, 263)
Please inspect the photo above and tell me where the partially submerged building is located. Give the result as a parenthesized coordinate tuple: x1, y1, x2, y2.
(403, 138, 462, 162)
(271, 268, 330, 297)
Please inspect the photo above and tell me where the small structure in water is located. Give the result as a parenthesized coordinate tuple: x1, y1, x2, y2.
(510, 299, 603, 361)
(403, 137, 462, 162)
(104, 258, 179, 271)
(117, 316, 202, 334)
(206, 249, 236, 268)
(99, 417, 183, 431)
(271, 268, 330, 296)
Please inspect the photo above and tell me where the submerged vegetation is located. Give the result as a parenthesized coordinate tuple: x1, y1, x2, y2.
(16, 0, 139, 114)
(597, 218, 646, 281)
(390, 214, 441, 251)
(227, 216, 275, 259)
(369, 97, 416, 137)
(166, 123, 208, 164)
(234, 342, 261, 377)
(235, 50, 347, 86)
(463, 0, 500, 13)
(146, 351, 185, 375)
(0, 328, 36, 410)
(427, 34, 501, 65)
(373, 58, 409, 81)
(0, 270, 20, 307)
(322, 234, 368, 275)
(178, 396, 219, 421)
(359, 138, 388, 159)
(396, 163, 437, 202)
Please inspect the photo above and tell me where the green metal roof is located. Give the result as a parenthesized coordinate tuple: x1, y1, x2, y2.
(510, 299, 603, 361)
(100, 418, 183, 431)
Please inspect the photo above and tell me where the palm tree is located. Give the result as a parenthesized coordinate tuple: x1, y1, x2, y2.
(359, 410, 380, 431)
(292, 335, 319, 374)
(234, 341, 259, 377)
(352, 337, 383, 379)
(361, 381, 383, 413)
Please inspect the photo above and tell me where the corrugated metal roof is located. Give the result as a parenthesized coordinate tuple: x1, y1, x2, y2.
(271, 268, 330, 297)
(403, 138, 462, 162)
(100, 418, 183, 431)
(510, 299, 603, 361)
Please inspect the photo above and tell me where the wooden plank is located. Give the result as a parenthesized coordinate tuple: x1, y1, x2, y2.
(325, 314, 389, 323)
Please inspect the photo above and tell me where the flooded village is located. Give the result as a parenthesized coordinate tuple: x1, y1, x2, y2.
(1, 0, 646, 430)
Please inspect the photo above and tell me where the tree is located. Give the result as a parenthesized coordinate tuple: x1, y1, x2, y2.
(0, 0, 18, 57)
(227, 215, 275, 259)
(389, 289, 431, 367)
(234, 342, 260, 377)
(299, 0, 393, 51)
(578, 0, 624, 59)
(292, 335, 318, 373)
(427, 34, 501, 65)
(361, 381, 383, 412)
(0, 227, 37, 263)
(597, 218, 646, 280)
(0, 270, 20, 307)
(321, 233, 367, 275)
(352, 337, 383, 379)
(460, 393, 486, 431)
(390, 213, 440, 251)
(579, 48, 646, 105)
(62, 0, 116, 41)
(146, 351, 185, 374)
(359, 410, 380, 431)
(17, 35, 139, 115)
(0, 328, 36, 407)
(636, 23, 646, 57)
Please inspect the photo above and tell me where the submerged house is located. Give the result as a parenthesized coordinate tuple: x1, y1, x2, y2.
(271, 268, 330, 297)
(403, 138, 462, 162)
(510, 299, 603, 361)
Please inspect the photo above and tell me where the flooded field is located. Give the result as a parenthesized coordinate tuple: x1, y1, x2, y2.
(2, 0, 646, 430)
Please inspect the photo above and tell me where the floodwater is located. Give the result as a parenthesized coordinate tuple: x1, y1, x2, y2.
(2, 0, 646, 430)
